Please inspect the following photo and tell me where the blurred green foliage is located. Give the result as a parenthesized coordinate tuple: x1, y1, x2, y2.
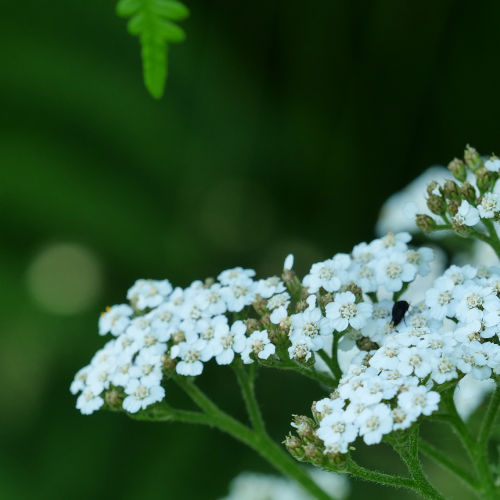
(1, 0, 500, 498)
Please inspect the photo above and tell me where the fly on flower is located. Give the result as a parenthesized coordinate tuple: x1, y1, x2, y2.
(391, 300, 410, 326)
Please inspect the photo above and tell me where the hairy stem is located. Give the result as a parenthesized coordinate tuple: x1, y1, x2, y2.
(478, 383, 500, 450)
(330, 334, 343, 381)
(438, 389, 498, 500)
(173, 376, 336, 500)
(318, 348, 341, 381)
(392, 427, 447, 500)
(232, 357, 267, 435)
(347, 459, 416, 490)
(482, 219, 500, 259)
(418, 438, 481, 493)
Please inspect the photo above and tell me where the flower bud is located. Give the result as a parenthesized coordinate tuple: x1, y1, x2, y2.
(162, 352, 177, 371)
(464, 145, 484, 172)
(427, 194, 446, 215)
(282, 269, 302, 298)
(295, 300, 308, 313)
(304, 443, 324, 466)
(267, 327, 287, 346)
(476, 166, 495, 193)
(459, 182, 477, 203)
(452, 218, 472, 238)
(203, 277, 215, 288)
(340, 283, 363, 302)
(357, 337, 378, 351)
(416, 214, 436, 233)
(172, 330, 185, 344)
(320, 292, 334, 308)
(447, 199, 460, 216)
(426, 180, 441, 196)
(443, 180, 460, 200)
(244, 318, 260, 334)
(252, 295, 268, 316)
(311, 402, 322, 423)
(105, 389, 121, 408)
(448, 158, 467, 182)
(293, 415, 316, 442)
(284, 434, 305, 460)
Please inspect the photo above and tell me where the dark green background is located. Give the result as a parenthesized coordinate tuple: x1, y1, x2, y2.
(1, 0, 498, 498)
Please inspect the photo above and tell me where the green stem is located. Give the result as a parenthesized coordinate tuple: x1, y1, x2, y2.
(478, 383, 500, 450)
(482, 219, 500, 260)
(347, 459, 416, 490)
(393, 427, 447, 500)
(419, 438, 481, 493)
(330, 334, 343, 380)
(232, 357, 267, 435)
(317, 348, 341, 380)
(173, 375, 335, 500)
(394, 282, 410, 301)
(439, 389, 498, 500)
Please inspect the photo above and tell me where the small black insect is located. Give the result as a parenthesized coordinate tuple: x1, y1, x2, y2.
(391, 300, 410, 326)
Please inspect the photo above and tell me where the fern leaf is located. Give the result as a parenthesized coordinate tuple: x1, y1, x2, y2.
(116, 0, 189, 99)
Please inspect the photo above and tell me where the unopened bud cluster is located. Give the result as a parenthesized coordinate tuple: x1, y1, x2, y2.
(404, 146, 500, 238)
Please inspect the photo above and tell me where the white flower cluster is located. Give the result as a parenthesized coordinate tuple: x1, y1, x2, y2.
(71, 230, 436, 418)
(71, 269, 283, 414)
(311, 262, 500, 454)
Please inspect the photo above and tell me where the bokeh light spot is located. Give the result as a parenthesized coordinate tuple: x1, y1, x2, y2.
(27, 243, 102, 315)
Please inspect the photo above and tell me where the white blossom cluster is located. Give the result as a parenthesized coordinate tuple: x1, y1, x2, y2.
(71, 230, 436, 417)
(311, 262, 500, 454)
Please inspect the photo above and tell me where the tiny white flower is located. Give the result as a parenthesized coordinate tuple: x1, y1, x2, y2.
(257, 276, 286, 299)
(485, 157, 500, 172)
(392, 406, 418, 431)
(303, 254, 351, 294)
(430, 355, 458, 384)
(358, 404, 394, 445)
(478, 193, 500, 219)
(453, 200, 479, 227)
(76, 383, 104, 415)
(218, 267, 256, 285)
(289, 308, 333, 350)
(317, 411, 358, 446)
(71, 365, 92, 395)
(127, 279, 173, 310)
(376, 251, 417, 292)
(267, 292, 291, 311)
(315, 397, 345, 417)
(221, 277, 257, 313)
(203, 283, 228, 316)
(288, 337, 315, 362)
(212, 320, 247, 365)
(372, 232, 412, 256)
(129, 350, 163, 384)
(406, 247, 434, 277)
(270, 306, 290, 331)
(425, 277, 457, 320)
(241, 330, 276, 364)
(123, 377, 165, 413)
(171, 339, 213, 376)
(99, 304, 134, 336)
(397, 347, 432, 378)
(398, 386, 440, 416)
(326, 292, 373, 332)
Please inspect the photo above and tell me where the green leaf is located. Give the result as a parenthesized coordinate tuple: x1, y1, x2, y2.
(116, 0, 189, 99)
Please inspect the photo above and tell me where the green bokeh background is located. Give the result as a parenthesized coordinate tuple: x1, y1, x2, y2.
(1, 1, 499, 499)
